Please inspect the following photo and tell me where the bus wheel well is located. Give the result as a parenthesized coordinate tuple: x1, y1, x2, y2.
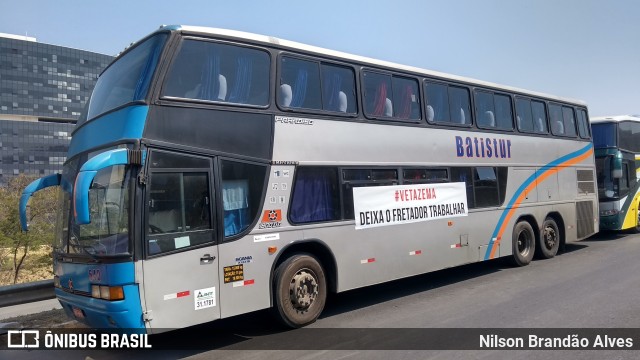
(272, 240, 338, 294)
(545, 212, 566, 251)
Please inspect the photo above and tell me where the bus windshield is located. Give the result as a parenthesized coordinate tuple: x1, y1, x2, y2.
(55, 158, 132, 258)
(592, 123, 617, 148)
(84, 33, 167, 122)
(595, 156, 615, 199)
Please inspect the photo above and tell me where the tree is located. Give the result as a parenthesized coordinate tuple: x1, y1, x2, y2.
(0, 175, 58, 284)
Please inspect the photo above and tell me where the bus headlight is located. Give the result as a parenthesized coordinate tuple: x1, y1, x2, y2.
(91, 285, 124, 301)
(600, 209, 620, 216)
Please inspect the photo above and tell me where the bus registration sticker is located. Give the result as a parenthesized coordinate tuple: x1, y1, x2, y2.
(194, 287, 216, 310)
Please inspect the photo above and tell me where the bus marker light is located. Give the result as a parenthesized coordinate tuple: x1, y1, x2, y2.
(409, 250, 422, 255)
(448, 221, 453, 226)
(268, 246, 277, 254)
(360, 258, 376, 264)
(450, 244, 462, 248)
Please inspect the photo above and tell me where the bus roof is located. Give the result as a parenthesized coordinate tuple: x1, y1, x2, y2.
(590, 115, 640, 123)
(151, 25, 587, 107)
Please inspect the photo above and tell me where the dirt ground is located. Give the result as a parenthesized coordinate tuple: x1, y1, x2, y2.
(0, 308, 84, 329)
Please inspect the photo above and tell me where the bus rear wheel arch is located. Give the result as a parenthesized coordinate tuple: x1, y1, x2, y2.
(272, 253, 327, 328)
(509, 220, 536, 266)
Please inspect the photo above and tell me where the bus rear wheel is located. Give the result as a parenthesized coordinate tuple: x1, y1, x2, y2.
(273, 254, 326, 328)
(510, 221, 535, 266)
(537, 217, 560, 259)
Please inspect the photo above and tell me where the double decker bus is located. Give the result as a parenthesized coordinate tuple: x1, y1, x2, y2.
(19, 25, 597, 333)
(591, 115, 640, 232)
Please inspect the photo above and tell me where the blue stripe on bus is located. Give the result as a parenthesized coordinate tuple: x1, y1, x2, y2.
(483, 142, 594, 260)
(68, 105, 148, 159)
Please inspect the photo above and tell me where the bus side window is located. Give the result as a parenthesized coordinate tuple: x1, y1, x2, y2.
(341, 168, 398, 219)
(424, 81, 450, 123)
(391, 76, 420, 120)
(473, 167, 500, 207)
(278, 57, 322, 110)
(494, 94, 513, 130)
(290, 167, 340, 224)
(448, 86, 471, 125)
(450, 167, 474, 209)
(576, 109, 591, 139)
(162, 40, 270, 106)
(321, 64, 357, 114)
(531, 100, 548, 133)
(549, 104, 564, 136)
(363, 71, 393, 118)
(515, 98, 534, 132)
(221, 160, 267, 238)
(562, 106, 577, 137)
(475, 91, 495, 128)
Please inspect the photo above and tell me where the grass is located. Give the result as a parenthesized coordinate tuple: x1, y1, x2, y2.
(0, 245, 54, 286)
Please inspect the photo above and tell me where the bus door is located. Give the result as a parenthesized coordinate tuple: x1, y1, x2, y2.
(141, 150, 220, 331)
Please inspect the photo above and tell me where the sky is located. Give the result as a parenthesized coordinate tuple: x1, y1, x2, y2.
(1, 0, 638, 117)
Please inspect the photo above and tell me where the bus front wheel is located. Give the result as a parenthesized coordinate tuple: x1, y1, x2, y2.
(273, 253, 327, 328)
(510, 221, 535, 266)
(537, 217, 560, 259)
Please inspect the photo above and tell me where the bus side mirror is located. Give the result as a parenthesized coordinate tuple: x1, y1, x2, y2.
(74, 148, 131, 225)
(19, 174, 61, 231)
(612, 155, 623, 179)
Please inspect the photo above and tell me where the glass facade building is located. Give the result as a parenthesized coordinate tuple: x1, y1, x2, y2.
(0, 33, 113, 183)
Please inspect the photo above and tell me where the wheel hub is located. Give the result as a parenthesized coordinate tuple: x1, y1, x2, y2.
(518, 231, 530, 256)
(290, 270, 318, 310)
(544, 226, 557, 249)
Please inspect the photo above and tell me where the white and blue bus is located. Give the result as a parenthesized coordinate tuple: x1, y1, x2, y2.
(20, 26, 597, 333)
(591, 115, 640, 232)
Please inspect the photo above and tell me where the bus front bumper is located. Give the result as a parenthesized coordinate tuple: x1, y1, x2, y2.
(599, 214, 622, 231)
(55, 284, 145, 332)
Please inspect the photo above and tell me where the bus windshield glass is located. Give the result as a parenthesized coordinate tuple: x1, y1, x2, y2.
(55, 158, 132, 258)
(595, 156, 619, 199)
(85, 33, 167, 121)
(592, 123, 617, 148)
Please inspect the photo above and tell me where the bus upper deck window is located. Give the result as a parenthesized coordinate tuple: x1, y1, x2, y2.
(163, 40, 270, 106)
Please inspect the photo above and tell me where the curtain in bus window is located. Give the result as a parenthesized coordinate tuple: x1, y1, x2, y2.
(398, 85, 413, 119)
(198, 53, 221, 101)
(223, 179, 249, 236)
(322, 72, 342, 112)
(228, 57, 253, 104)
(290, 171, 335, 223)
(373, 81, 388, 116)
(289, 68, 308, 108)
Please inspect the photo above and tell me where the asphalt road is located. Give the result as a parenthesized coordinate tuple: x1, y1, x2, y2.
(3, 230, 640, 359)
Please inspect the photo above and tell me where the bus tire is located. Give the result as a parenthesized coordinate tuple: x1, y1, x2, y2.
(537, 217, 560, 259)
(510, 221, 535, 266)
(273, 253, 327, 328)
